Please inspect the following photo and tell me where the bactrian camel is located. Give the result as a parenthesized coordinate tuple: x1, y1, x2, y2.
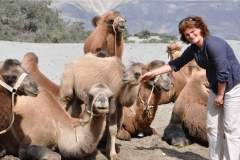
(60, 53, 143, 160)
(117, 60, 172, 141)
(163, 70, 209, 148)
(159, 41, 202, 104)
(84, 11, 126, 60)
(0, 83, 114, 159)
(0, 59, 39, 156)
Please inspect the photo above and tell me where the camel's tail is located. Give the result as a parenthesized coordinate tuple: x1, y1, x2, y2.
(92, 15, 102, 27)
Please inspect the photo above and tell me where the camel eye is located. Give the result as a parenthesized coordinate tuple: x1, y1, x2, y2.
(109, 19, 114, 24)
(125, 19, 127, 22)
(134, 72, 140, 77)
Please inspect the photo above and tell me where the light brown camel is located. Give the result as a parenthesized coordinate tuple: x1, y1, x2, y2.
(84, 11, 126, 60)
(0, 83, 114, 159)
(163, 70, 210, 147)
(0, 59, 39, 156)
(21, 52, 60, 97)
(166, 41, 182, 61)
(60, 53, 143, 160)
(159, 42, 202, 104)
(116, 60, 172, 141)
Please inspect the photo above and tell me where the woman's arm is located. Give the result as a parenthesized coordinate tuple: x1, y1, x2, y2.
(141, 64, 174, 82)
(214, 82, 226, 106)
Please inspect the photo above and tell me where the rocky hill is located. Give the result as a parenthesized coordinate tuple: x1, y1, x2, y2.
(51, 0, 240, 40)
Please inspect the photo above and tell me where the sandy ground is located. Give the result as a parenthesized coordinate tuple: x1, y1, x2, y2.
(0, 37, 240, 160)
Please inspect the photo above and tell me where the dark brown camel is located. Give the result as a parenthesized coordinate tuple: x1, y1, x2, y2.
(117, 60, 172, 141)
(0, 59, 39, 156)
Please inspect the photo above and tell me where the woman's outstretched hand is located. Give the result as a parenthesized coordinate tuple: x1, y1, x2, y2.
(140, 72, 153, 82)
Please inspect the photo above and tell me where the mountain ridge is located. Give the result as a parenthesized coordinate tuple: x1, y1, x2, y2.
(51, 0, 240, 40)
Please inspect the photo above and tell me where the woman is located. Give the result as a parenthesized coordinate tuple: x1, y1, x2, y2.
(141, 15, 240, 160)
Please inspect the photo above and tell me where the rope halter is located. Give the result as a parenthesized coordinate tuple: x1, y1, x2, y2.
(0, 73, 28, 135)
(75, 93, 109, 144)
(138, 75, 161, 118)
(79, 93, 109, 124)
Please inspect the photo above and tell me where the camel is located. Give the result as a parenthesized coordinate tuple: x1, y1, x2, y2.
(116, 60, 172, 141)
(60, 53, 144, 160)
(0, 83, 114, 159)
(159, 42, 202, 104)
(166, 41, 182, 61)
(21, 52, 60, 97)
(84, 11, 126, 60)
(163, 70, 210, 147)
(0, 59, 39, 156)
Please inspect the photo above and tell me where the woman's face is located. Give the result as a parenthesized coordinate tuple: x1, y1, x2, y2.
(183, 27, 203, 47)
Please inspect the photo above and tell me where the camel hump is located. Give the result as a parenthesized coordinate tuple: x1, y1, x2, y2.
(92, 15, 102, 27)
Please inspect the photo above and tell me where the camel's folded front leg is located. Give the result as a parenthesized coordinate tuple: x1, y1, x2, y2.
(19, 145, 61, 160)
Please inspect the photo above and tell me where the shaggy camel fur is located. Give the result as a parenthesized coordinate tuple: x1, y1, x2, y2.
(60, 53, 142, 160)
(0, 59, 39, 156)
(0, 83, 114, 159)
(159, 42, 202, 104)
(163, 70, 210, 147)
(84, 11, 126, 60)
(21, 52, 60, 97)
(117, 60, 172, 141)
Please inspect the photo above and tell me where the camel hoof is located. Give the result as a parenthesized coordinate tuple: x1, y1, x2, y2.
(41, 153, 61, 160)
(143, 127, 158, 136)
(0, 144, 6, 157)
(137, 132, 144, 138)
(110, 153, 118, 160)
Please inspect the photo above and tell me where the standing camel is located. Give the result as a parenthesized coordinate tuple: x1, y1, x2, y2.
(60, 53, 143, 160)
(84, 11, 126, 60)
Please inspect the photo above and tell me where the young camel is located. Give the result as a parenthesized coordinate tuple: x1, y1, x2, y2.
(0, 59, 39, 156)
(84, 11, 126, 60)
(117, 60, 172, 141)
(60, 53, 143, 160)
(0, 83, 114, 159)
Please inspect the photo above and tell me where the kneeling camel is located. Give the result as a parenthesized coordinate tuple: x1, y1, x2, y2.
(0, 83, 114, 159)
(163, 70, 209, 147)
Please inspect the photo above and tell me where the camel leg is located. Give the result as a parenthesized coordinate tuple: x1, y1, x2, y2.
(19, 145, 61, 160)
(59, 69, 74, 110)
(163, 124, 186, 148)
(106, 102, 118, 160)
(0, 144, 6, 157)
(116, 104, 131, 141)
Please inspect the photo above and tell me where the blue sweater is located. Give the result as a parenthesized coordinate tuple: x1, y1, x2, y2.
(168, 35, 240, 94)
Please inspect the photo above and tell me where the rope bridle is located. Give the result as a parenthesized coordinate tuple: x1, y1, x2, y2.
(129, 75, 161, 119)
(111, 18, 118, 57)
(75, 93, 109, 143)
(0, 73, 28, 143)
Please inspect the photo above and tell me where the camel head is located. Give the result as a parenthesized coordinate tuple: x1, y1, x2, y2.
(0, 59, 39, 97)
(146, 60, 172, 92)
(166, 42, 183, 61)
(82, 84, 114, 116)
(122, 62, 143, 86)
(103, 11, 126, 33)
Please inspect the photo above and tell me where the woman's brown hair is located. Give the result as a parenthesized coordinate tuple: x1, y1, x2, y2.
(179, 15, 210, 44)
